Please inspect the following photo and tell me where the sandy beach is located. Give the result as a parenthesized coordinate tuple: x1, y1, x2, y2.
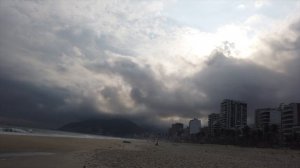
(1, 134, 300, 168)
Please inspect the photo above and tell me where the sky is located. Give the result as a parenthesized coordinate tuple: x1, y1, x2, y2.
(0, 0, 300, 129)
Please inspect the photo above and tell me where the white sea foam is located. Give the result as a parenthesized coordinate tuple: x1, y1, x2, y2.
(0, 126, 131, 141)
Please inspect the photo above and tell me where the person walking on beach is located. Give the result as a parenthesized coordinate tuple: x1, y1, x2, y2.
(155, 136, 159, 146)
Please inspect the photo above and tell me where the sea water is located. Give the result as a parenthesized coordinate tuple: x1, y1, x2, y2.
(0, 126, 127, 140)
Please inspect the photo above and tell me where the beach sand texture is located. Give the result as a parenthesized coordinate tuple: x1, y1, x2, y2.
(1, 134, 300, 168)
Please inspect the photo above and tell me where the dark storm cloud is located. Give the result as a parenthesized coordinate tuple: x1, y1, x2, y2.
(1, 0, 300, 128)
(0, 76, 107, 128)
(86, 58, 209, 120)
(192, 52, 283, 123)
(198, 51, 283, 104)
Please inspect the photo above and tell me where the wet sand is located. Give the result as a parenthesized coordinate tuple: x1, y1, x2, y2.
(0, 134, 134, 168)
(1, 134, 300, 168)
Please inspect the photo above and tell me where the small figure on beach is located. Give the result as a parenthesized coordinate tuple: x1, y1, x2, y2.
(155, 137, 159, 146)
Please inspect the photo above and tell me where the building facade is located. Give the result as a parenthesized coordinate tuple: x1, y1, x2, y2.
(220, 99, 247, 129)
(168, 123, 184, 137)
(255, 108, 281, 128)
(281, 103, 300, 136)
(208, 113, 220, 136)
(189, 118, 201, 134)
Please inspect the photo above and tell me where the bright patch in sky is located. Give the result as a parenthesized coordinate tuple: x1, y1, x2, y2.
(161, 0, 300, 62)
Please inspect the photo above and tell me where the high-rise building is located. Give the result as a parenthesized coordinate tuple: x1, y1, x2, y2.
(168, 123, 184, 137)
(220, 99, 247, 129)
(255, 108, 281, 128)
(280, 103, 300, 136)
(208, 113, 220, 136)
(189, 118, 201, 134)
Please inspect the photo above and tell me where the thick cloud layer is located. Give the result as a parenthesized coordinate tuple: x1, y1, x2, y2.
(0, 0, 300, 128)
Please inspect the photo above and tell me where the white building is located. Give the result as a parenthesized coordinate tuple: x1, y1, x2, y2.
(189, 118, 201, 134)
(220, 99, 247, 129)
(255, 108, 281, 128)
(280, 103, 300, 136)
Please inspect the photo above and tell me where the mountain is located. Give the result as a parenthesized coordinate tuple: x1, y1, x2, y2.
(59, 118, 144, 137)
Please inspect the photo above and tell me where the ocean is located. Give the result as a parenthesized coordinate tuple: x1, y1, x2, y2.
(0, 126, 125, 140)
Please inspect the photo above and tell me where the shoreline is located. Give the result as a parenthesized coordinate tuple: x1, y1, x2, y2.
(0, 126, 133, 141)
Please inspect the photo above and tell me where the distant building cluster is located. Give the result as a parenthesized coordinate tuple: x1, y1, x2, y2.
(168, 118, 202, 141)
(168, 99, 300, 149)
(167, 99, 300, 146)
(253, 103, 300, 139)
(208, 100, 300, 140)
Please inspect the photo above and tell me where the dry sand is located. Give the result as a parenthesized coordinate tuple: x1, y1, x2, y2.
(1, 134, 300, 168)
